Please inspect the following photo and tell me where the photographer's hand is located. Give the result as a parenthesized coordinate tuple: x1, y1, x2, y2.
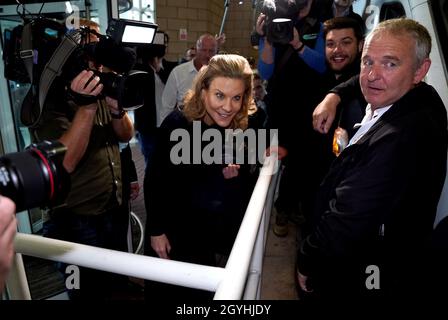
(59, 70, 102, 172)
(256, 13, 266, 36)
(70, 70, 103, 106)
(0, 196, 16, 294)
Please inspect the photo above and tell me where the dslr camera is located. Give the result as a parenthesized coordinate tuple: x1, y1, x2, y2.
(0, 140, 70, 212)
(259, 0, 310, 45)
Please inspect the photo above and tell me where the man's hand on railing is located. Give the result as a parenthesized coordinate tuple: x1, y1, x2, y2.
(151, 234, 171, 259)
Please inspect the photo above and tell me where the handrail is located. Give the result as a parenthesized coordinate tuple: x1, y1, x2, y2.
(13, 233, 225, 296)
(8, 154, 280, 300)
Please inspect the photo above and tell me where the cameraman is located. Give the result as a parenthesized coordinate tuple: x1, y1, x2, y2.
(256, 0, 327, 237)
(0, 195, 16, 294)
(31, 36, 134, 299)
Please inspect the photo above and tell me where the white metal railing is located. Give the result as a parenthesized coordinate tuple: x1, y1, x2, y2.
(7, 154, 280, 300)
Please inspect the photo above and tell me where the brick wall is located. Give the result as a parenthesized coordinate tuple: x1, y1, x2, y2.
(156, 0, 257, 63)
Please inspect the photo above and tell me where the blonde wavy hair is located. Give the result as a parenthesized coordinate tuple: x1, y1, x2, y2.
(183, 54, 253, 130)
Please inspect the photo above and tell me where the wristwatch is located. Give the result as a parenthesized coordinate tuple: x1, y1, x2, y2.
(110, 109, 126, 119)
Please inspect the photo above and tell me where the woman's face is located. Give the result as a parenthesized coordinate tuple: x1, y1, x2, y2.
(202, 76, 245, 128)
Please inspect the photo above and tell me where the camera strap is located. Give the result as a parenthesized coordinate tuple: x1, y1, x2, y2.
(19, 22, 39, 128)
(20, 22, 34, 86)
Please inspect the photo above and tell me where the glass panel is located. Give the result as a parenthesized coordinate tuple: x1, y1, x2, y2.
(430, 0, 448, 69)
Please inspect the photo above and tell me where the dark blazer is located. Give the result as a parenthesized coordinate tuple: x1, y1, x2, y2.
(297, 83, 448, 302)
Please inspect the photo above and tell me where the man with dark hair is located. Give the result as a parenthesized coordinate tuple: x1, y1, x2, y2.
(299, 17, 365, 238)
(321, 17, 366, 155)
(323, 16, 363, 80)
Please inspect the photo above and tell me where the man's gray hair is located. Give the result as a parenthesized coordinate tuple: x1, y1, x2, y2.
(196, 34, 217, 50)
(366, 18, 432, 68)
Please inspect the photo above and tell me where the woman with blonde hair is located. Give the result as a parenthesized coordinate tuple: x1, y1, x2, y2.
(144, 54, 255, 300)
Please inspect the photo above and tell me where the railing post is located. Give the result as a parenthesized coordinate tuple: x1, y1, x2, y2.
(6, 253, 31, 300)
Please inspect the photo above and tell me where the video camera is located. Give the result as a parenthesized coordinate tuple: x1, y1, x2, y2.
(56, 19, 158, 111)
(0, 141, 70, 212)
(11, 18, 159, 128)
(260, 0, 310, 45)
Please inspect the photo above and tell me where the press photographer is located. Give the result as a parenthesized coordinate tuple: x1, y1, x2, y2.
(251, 0, 313, 47)
(29, 18, 144, 300)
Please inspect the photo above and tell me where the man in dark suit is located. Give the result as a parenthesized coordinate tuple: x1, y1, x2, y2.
(296, 18, 448, 306)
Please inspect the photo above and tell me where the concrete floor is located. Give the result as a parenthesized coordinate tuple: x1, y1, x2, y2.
(261, 214, 299, 300)
(130, 144, 299, 300)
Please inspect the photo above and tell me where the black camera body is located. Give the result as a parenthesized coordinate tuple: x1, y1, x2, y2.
(261, 0, 309, 45)
(0, 140, 70, 212)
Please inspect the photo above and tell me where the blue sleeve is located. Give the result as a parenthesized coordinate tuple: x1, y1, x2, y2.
(257, 37, 275, 80)
(299, 23, 326, 74)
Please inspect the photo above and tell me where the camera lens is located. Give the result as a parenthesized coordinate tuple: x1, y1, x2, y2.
(120, 70, 150, 111)
(0, 141, 70, 212)
(98, 70, 149, 111)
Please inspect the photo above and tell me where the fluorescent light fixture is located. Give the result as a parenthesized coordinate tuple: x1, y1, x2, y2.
(272, 18, 292, 23)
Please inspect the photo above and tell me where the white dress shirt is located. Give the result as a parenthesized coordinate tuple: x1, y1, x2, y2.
(348, 104, 392, 146)
(160, 59, 198, 123)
